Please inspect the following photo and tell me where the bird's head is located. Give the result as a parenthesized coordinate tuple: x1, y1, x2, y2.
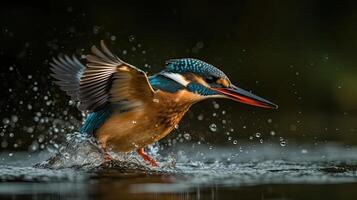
(156, 58, 278, 109)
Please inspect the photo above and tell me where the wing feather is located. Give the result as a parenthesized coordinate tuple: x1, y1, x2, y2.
(49, 55, 84, 101)
(50, 40, 155, 112)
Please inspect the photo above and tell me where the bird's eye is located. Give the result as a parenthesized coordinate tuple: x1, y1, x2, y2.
(205, 76, 219, 83)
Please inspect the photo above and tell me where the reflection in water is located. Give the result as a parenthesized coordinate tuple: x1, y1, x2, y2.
(1, 143, 357, 199)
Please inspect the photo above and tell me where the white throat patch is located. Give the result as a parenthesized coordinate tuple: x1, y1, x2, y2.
(161, 72, 190, 87)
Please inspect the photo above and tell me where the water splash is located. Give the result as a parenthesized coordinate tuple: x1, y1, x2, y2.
(35, 132, 176, 171)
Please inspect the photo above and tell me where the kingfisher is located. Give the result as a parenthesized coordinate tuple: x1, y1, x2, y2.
(50, 41, 277, 167)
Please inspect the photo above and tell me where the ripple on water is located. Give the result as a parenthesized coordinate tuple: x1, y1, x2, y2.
(1, 142, 357, 191)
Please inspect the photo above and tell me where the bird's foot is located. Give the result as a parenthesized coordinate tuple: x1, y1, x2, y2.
(137, 148, 158, 167)
(103, 151, 112, 162)
(99, 144, 112, 162)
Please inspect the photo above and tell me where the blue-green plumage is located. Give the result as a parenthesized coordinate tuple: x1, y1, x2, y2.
(149, 74, 219, 95)
(80, 107, 112, 134)
(149, 74, 184, 93)
(80, 74, 186, 135)
(187, 82, 219, 96)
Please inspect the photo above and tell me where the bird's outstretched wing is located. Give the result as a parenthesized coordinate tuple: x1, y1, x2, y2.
(50, 55, 84, 101)
(50, 40, 155, 112)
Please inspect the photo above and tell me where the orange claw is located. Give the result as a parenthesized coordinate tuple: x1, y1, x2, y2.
(137, 148, 158, 167)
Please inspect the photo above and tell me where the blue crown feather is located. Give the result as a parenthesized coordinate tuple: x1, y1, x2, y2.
(165, 58, 229, 81)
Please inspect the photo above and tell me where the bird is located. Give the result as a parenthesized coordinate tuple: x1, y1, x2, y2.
(50, 40, 277, 167)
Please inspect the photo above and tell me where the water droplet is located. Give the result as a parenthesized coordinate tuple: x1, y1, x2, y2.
(174, 124, 179, 129)
(233, 140, 238, 144)
(267, 118, 272, 123)
(301, 149, 308, 154)
(280, 141, 286, 146)
(270, 131, 276, 136)
(93, 26, 100, 34)
(197, 114, 204, 121)
(228, 136, 232, 141)
(322, 54, 329, 62)
(2, 118, 10, 125)
(68, 100, 74, 106)
(255, 132, 261, 138)
(110, 35, 116, 41)
(279, 137, 286, 147)
(26, 127, 34, 133)
(213, 101, 220, 109)
(209, 123, 217, 132)
(132, 120, 137, 124)
(11, 115, 18, 123)
(128, 35, 135, 42)
(153, 98, 159, 103)
(184, 133, 191, 140)
(8, 153, 13, 157)
(38, 135, 45, 143)
(30, 141, 39, 151)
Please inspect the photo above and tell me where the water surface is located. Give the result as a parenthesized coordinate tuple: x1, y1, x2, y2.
(1, 143, 357, 200)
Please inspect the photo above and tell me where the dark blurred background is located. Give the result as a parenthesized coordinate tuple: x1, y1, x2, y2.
(1, 0, 357, 151)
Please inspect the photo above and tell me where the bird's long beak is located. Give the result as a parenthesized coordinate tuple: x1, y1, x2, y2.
(213, 85, 278, 109)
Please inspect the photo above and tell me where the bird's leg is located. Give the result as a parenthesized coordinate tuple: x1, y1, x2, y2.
(137, 148, 158, 167)
(103, 150, 111, 162)
(99, 143, 111, 162)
